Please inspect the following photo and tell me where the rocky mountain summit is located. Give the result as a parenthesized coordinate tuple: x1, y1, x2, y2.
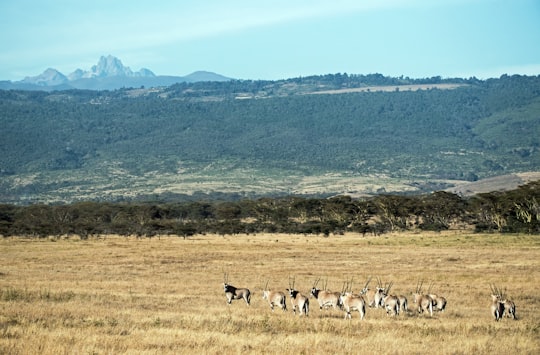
(2, 55, 230, 90)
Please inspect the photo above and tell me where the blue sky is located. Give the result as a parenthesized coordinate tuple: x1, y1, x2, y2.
(1, 0, 539, 81)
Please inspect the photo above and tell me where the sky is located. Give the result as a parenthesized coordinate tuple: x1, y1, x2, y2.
(0, 0, 539, 81)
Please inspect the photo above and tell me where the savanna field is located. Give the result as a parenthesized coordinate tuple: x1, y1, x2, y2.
(1, 232, 539, 354)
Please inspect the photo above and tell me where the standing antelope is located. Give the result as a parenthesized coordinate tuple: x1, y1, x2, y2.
(223, 273, 251, 306)
(491, 285, 516, 320)
(503, 299, 516, 320)
(413, 281, 433, 317)
(287, 276, 309, 316)
(262, 280, 287, 312)
(380, 281, 399, 317)
(340, 279, 366, 320)
(359, 276, 384, 308)
(490, 285, 505, 321)
(397, 295, 409, 314)
(310, 278, 343, 311)
(427, 282, 447, 313)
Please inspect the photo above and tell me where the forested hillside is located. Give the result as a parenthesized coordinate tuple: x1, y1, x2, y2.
(1, 74, 539, 204)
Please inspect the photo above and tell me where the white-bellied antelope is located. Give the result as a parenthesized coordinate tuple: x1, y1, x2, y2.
(223, 273, 251, 306)
(286, 276, 309, 316)
(413, 281, 433, 317)
(262, 280, 287, 312)
(340, 278, 366, 320)
(310, 277, 343, 311)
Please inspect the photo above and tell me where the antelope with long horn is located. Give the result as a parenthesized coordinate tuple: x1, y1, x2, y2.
(413, 280, 433, 317)
(223, 272, 251, 306)
(286, 276, 309, 316)
(310, 277, 343, 311)
(262, 279, 287, 312)
(340, 278, 366, 320)
(359, 276, 383, 308)
(490, 284, 505, 321)
(427, 282, 447, 313)
(380, 281, 399, 317)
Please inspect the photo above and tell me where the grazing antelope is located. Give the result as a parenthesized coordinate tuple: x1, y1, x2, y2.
(490, 285, 505, 321)
(380, 281, 399, 317)
(310, 277, 343, 311)
(223, 273, 251, 306)
(262, 280, 287, 312)
(287, 276, 309, 316)
(340, 279, 366, 320)
(413, 281, 433, 317)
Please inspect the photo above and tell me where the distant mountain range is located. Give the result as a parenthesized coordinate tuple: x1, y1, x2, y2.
(0, 55, 231, 91)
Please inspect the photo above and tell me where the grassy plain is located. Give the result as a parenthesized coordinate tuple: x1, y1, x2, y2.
(1, 232, 539, 354)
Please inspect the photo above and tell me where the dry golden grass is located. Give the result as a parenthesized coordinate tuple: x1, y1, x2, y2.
(1, 232, 539, 354)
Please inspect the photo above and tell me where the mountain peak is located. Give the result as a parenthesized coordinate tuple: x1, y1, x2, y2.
(21, 68, 67, 86)
(86, 55, 133, 78)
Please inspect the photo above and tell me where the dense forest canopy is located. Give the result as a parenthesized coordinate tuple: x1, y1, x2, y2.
(1, 73, 539, 204)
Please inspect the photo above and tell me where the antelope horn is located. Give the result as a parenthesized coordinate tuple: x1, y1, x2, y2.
(377, 276, 383, 288)
(427, 281, 434, 294)
(387, 281, 394, 294)
(224, 272, 228, 284)
(313, 277, 320, 288)
(264, 279, 269, 291)
(289, 275, 295, 289)
(364, 276, 372, 290)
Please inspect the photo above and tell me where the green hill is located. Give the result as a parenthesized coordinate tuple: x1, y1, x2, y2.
(1, 74, 539, 204)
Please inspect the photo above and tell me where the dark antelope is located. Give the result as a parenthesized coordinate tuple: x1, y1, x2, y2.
(223, 273, 251, 306)
(310, 277, 342, 311)
(286, 276, 309, 316)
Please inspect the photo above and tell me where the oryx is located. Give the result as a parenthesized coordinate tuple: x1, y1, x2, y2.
(223, 273, 251, 306)
(427, 282, 447, 313)
(262, 280, 287, 312)
(380, 281, 399, 317)
(503, 299, 516, 320)
(397, 295, 409, 314)
(310, 277, 343, 311)
(490, 285, 505, 321)
(340, 278, 366, 320)
(413, 281, 433, 317)
(286, 276, 309, 316)
(358, 276, 384, 308)
(491, 285, 516, 320)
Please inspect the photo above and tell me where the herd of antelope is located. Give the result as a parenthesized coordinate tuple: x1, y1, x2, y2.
(223, 273, 517, 321)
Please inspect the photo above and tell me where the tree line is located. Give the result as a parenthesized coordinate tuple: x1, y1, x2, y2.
(1, 181, 538, 238)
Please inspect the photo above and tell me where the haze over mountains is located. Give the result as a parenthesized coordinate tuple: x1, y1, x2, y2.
(0, 55, 231, 91)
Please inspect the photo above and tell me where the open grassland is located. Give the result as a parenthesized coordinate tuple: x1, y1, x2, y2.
(1, 232, 539, 354)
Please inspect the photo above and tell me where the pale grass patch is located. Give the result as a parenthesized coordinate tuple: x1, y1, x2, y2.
(1, 232, 539, 354)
